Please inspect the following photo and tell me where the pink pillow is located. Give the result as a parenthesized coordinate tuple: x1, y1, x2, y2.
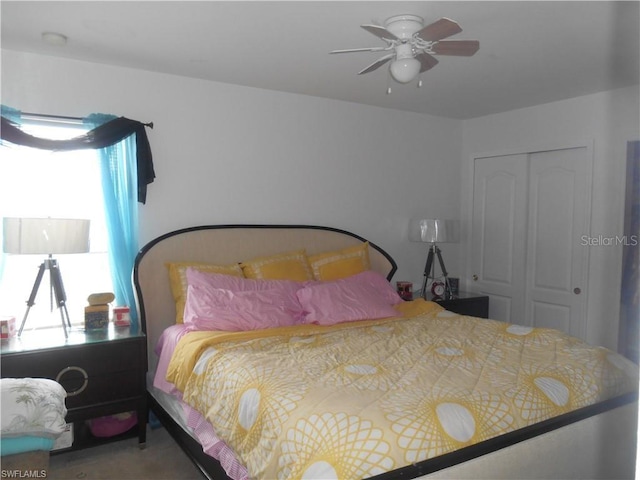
(183, 268, 305, 331)
(347, 270, 403, 305)
(186, 268, 301, 294)
(184, 285, 304, 331)
(297, 272, 401, 325)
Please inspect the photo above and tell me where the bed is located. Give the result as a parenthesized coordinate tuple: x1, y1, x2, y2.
(133, 224, 639, 480)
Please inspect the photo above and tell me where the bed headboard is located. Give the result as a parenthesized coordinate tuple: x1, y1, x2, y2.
(133, 224, 397, 372)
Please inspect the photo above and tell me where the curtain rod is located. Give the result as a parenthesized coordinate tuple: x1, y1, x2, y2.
(21, 111, 154, 128)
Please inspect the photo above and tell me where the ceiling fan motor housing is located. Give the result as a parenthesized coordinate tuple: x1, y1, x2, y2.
(384, 14, 424, 40)
(394, 43, 414, 60)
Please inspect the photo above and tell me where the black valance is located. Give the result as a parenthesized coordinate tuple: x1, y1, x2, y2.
(0, 116, 155, 204)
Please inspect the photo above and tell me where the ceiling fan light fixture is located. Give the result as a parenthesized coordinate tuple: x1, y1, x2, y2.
(389, 43, 420, 83)
(389, 58, 421, 83)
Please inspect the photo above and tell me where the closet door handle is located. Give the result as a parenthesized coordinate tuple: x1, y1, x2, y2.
(573, 288, 581, 295)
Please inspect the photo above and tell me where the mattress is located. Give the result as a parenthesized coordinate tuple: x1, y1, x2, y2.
(147, 375, 192, 438)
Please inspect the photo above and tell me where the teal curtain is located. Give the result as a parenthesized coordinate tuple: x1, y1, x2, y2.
(0, 105, 21, 123)
(0, 106, 22, 285)
(84, 114, 140, 331)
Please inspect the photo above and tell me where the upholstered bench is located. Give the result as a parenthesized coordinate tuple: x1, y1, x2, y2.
(1, 378, 67, 474)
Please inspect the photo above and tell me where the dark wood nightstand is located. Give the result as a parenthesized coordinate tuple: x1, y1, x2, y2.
(430, 292, 490, 318)
(1, 325, 147, 452)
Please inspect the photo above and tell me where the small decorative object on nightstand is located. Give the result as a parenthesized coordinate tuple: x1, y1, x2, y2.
(84, 292, 114, 330)
(431, 292, 489, 318)
(396, 281, 413, 301)
(112, 306, 131, 327)
(0, 316, 16, 339)
(431, 281, 446, 298)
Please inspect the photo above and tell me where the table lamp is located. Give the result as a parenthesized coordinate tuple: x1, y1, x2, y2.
(409, 218, 458, 300)
(3, 217, 90, 337)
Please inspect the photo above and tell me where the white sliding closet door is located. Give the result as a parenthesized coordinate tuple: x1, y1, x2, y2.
(471, 146, 591, 339)
(471, 154, 528, 324)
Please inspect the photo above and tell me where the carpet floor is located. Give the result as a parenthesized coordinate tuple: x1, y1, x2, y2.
(48, 426, 205, 480)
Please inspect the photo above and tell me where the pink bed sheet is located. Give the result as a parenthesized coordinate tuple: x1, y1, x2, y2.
(153, 324, 249, 480)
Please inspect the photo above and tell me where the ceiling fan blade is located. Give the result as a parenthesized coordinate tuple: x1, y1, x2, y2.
(416, 52, 439, 73)
(358, 53, 395, 75)
(330, 46, 389, 54)
(432, 40, 480, 56)
(361, 24, 398, 41)
(416, 17, 462, 42)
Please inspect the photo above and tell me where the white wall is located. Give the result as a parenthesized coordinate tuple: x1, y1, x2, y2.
(460, 86, 640, 349)
(1, 49, 463, 287)
(5, 50, 636, 349)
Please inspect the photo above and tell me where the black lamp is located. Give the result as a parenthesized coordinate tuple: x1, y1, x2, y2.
(409, 218, 458, 300)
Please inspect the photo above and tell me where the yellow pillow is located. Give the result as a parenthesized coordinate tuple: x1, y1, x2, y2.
(308, 242, 370, 281)
(241, 250, 313, 281)
(167, 262, 244, 323)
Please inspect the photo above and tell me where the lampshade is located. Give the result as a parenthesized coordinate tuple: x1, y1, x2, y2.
(3, 217, 90, 255)
(409, 219, 459, 243)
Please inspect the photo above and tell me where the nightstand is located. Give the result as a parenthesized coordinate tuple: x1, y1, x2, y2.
(1, 325, 147, 452)
(430, 292, 490, 318)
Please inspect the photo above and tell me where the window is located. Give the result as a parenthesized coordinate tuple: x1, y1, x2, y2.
(0, 120, 114, 331)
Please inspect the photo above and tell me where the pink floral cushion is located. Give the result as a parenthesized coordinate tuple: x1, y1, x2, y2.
(297, 271, 402, 325)
(183, 268, 304, 331)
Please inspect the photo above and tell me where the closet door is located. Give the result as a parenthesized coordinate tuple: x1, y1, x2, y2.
(471, 154, 528, 323)
(471, 146, 590, 338)
(525, 148, 589, 338)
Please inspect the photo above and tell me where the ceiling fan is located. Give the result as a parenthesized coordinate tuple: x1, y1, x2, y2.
(331, 14, 479, 86)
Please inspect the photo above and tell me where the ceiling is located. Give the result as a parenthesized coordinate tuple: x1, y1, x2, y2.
(1, 1, 639, 119)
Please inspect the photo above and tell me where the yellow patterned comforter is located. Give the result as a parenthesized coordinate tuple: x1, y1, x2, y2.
(166, 300, 638, 480)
